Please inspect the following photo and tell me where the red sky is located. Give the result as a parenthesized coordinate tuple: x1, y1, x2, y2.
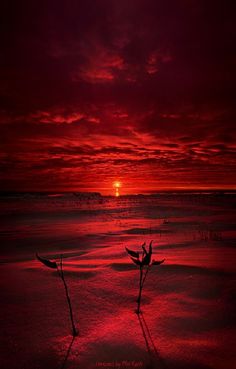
(1, 1, 236, 195)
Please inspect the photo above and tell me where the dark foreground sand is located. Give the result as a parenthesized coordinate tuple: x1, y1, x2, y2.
(0, 194, 236, 369)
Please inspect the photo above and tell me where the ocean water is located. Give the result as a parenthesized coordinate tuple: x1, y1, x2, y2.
(0, 192, 235, 266)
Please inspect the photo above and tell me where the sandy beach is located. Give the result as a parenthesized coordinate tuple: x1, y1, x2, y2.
(0, 193, 236, 369)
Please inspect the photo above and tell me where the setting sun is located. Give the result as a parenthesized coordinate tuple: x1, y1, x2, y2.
(113, 181, 121, 197)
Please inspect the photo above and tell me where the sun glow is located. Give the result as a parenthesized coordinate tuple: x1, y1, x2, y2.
(113, 181, 121, 197)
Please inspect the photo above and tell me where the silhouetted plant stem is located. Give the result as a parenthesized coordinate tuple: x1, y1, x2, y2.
(59, 255, 78, 337)
(126, 242, 165, 313)
(137, 264, 151, 313)
(137, 266, 143, 314)
(36, 253, 79, 337)
(141, 265, 150, 288)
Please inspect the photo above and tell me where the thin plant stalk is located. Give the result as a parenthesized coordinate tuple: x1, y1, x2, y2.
(137, 265, 143, 314)
(58, 255, 78, 337)
(141, 265, 151, 289)
(36, 253, 78, 337)
(125, 242, 165, 314)
(137, 264, 151, 314)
